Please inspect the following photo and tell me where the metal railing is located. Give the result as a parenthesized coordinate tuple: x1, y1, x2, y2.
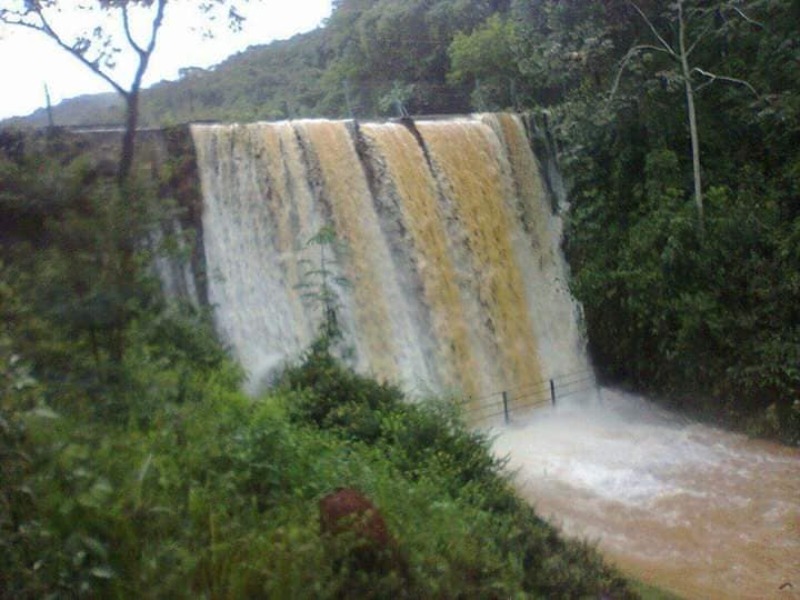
(457, 368, 599, 425)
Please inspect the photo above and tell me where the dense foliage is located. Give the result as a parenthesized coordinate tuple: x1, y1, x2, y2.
(523, 0, 800, 442)
(0, 348, 636, 598)
(0, 138, 638, 597)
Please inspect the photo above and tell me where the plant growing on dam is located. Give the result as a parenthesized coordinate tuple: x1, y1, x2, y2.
(296, 225, 351, 353)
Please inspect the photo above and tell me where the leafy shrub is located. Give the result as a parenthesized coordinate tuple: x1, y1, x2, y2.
(278, 349, 637, 598)
(281, 346, 404, 443)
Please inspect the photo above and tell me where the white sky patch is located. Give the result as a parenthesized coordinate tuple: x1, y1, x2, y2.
(0, 0, 332, 120)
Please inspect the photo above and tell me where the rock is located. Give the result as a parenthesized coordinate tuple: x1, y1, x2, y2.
(319, 487, 392, 553)
(318, 487, 409, 586)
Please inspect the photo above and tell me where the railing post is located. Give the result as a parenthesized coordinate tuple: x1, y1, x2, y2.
(502, 391, 509, 424)
(550, 379, 556, 407)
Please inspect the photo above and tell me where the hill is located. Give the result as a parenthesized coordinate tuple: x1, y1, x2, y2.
(139, 30, 335, 125)
(5, 92, 123, 128)
(4, 0, 499, 128)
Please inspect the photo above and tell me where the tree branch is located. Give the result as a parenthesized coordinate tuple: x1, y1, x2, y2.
(686, 20, 714, 56)
(609, 44, 672, 101)
(627, 0, 677, 57)
(14, 8, 128, 97)
(727, 5, 765, 29)
(0, 13, 45, 34)
(121, 4, 146, 56)
(692, 67, 760, 97)
(144, 0, 168, 57)
(121, 0, 168, 58)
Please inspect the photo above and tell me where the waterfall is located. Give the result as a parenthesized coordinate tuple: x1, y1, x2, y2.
(191, 114, 589, 399)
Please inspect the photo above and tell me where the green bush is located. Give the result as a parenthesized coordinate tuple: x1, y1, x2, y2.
(1, 335, 638, 598)
(278, 348, 636, 598)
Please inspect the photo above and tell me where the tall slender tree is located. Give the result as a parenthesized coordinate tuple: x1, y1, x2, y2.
(0, 0, 247, 363)
(611, 0, 760, 238)
(0, 0, 245, 182)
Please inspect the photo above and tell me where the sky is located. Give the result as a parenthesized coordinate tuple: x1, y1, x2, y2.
(0, 1, 333, 120)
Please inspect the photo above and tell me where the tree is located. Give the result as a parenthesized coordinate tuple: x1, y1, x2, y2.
(611, 0, 760, 237)
(507, 0, 628, 108)
(448, 14, 519, 110)
(0, 0, 245, 183)
(0, 1, 247, 369)
(319, 0, 509, 117)
(296, 226, 350, 352)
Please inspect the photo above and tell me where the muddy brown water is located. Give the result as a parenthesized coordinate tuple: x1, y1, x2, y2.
(491, 389, 800, 600)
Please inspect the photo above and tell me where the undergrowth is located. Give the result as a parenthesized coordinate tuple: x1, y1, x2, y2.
(2, 325, 637, 598)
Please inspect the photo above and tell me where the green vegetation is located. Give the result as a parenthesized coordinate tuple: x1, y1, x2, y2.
(536, 1, 800, 443)
(0, 343, 636, 597)
(296, 225, 352, 352)
(1, 136, 635, 597)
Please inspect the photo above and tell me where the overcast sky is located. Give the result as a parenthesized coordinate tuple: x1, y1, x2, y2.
(0, 1, 333, 120)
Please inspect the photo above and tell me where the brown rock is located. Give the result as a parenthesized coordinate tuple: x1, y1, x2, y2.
(319, 487, 392, 552)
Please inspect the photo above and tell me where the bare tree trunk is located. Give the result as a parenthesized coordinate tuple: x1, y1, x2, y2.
(678, 0, 705, 239)
(116, 0, 164, 184)
(118, 91, 139, 184)
(684, 77, 704, 239)
(617, 0, 761, 240)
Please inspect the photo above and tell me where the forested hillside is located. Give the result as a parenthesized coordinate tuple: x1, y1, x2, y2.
(5, 0, 798, 440)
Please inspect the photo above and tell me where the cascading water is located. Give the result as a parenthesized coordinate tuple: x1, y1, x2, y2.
(191, 113, 589, 397)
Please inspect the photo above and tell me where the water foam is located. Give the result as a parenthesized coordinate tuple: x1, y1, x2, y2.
(492, 388, 800, 599)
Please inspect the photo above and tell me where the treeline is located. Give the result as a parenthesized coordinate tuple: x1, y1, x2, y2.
(9, 0, 503, 127)
(6, 0, 798, 439)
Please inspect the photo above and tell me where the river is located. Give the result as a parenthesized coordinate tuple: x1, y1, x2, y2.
(491, 389, 800, 599)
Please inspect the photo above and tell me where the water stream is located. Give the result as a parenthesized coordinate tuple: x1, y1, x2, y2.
(492, 390, 800, 599)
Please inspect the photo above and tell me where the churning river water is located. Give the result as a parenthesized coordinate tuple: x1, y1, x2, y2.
(491, 389, 800, 600)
